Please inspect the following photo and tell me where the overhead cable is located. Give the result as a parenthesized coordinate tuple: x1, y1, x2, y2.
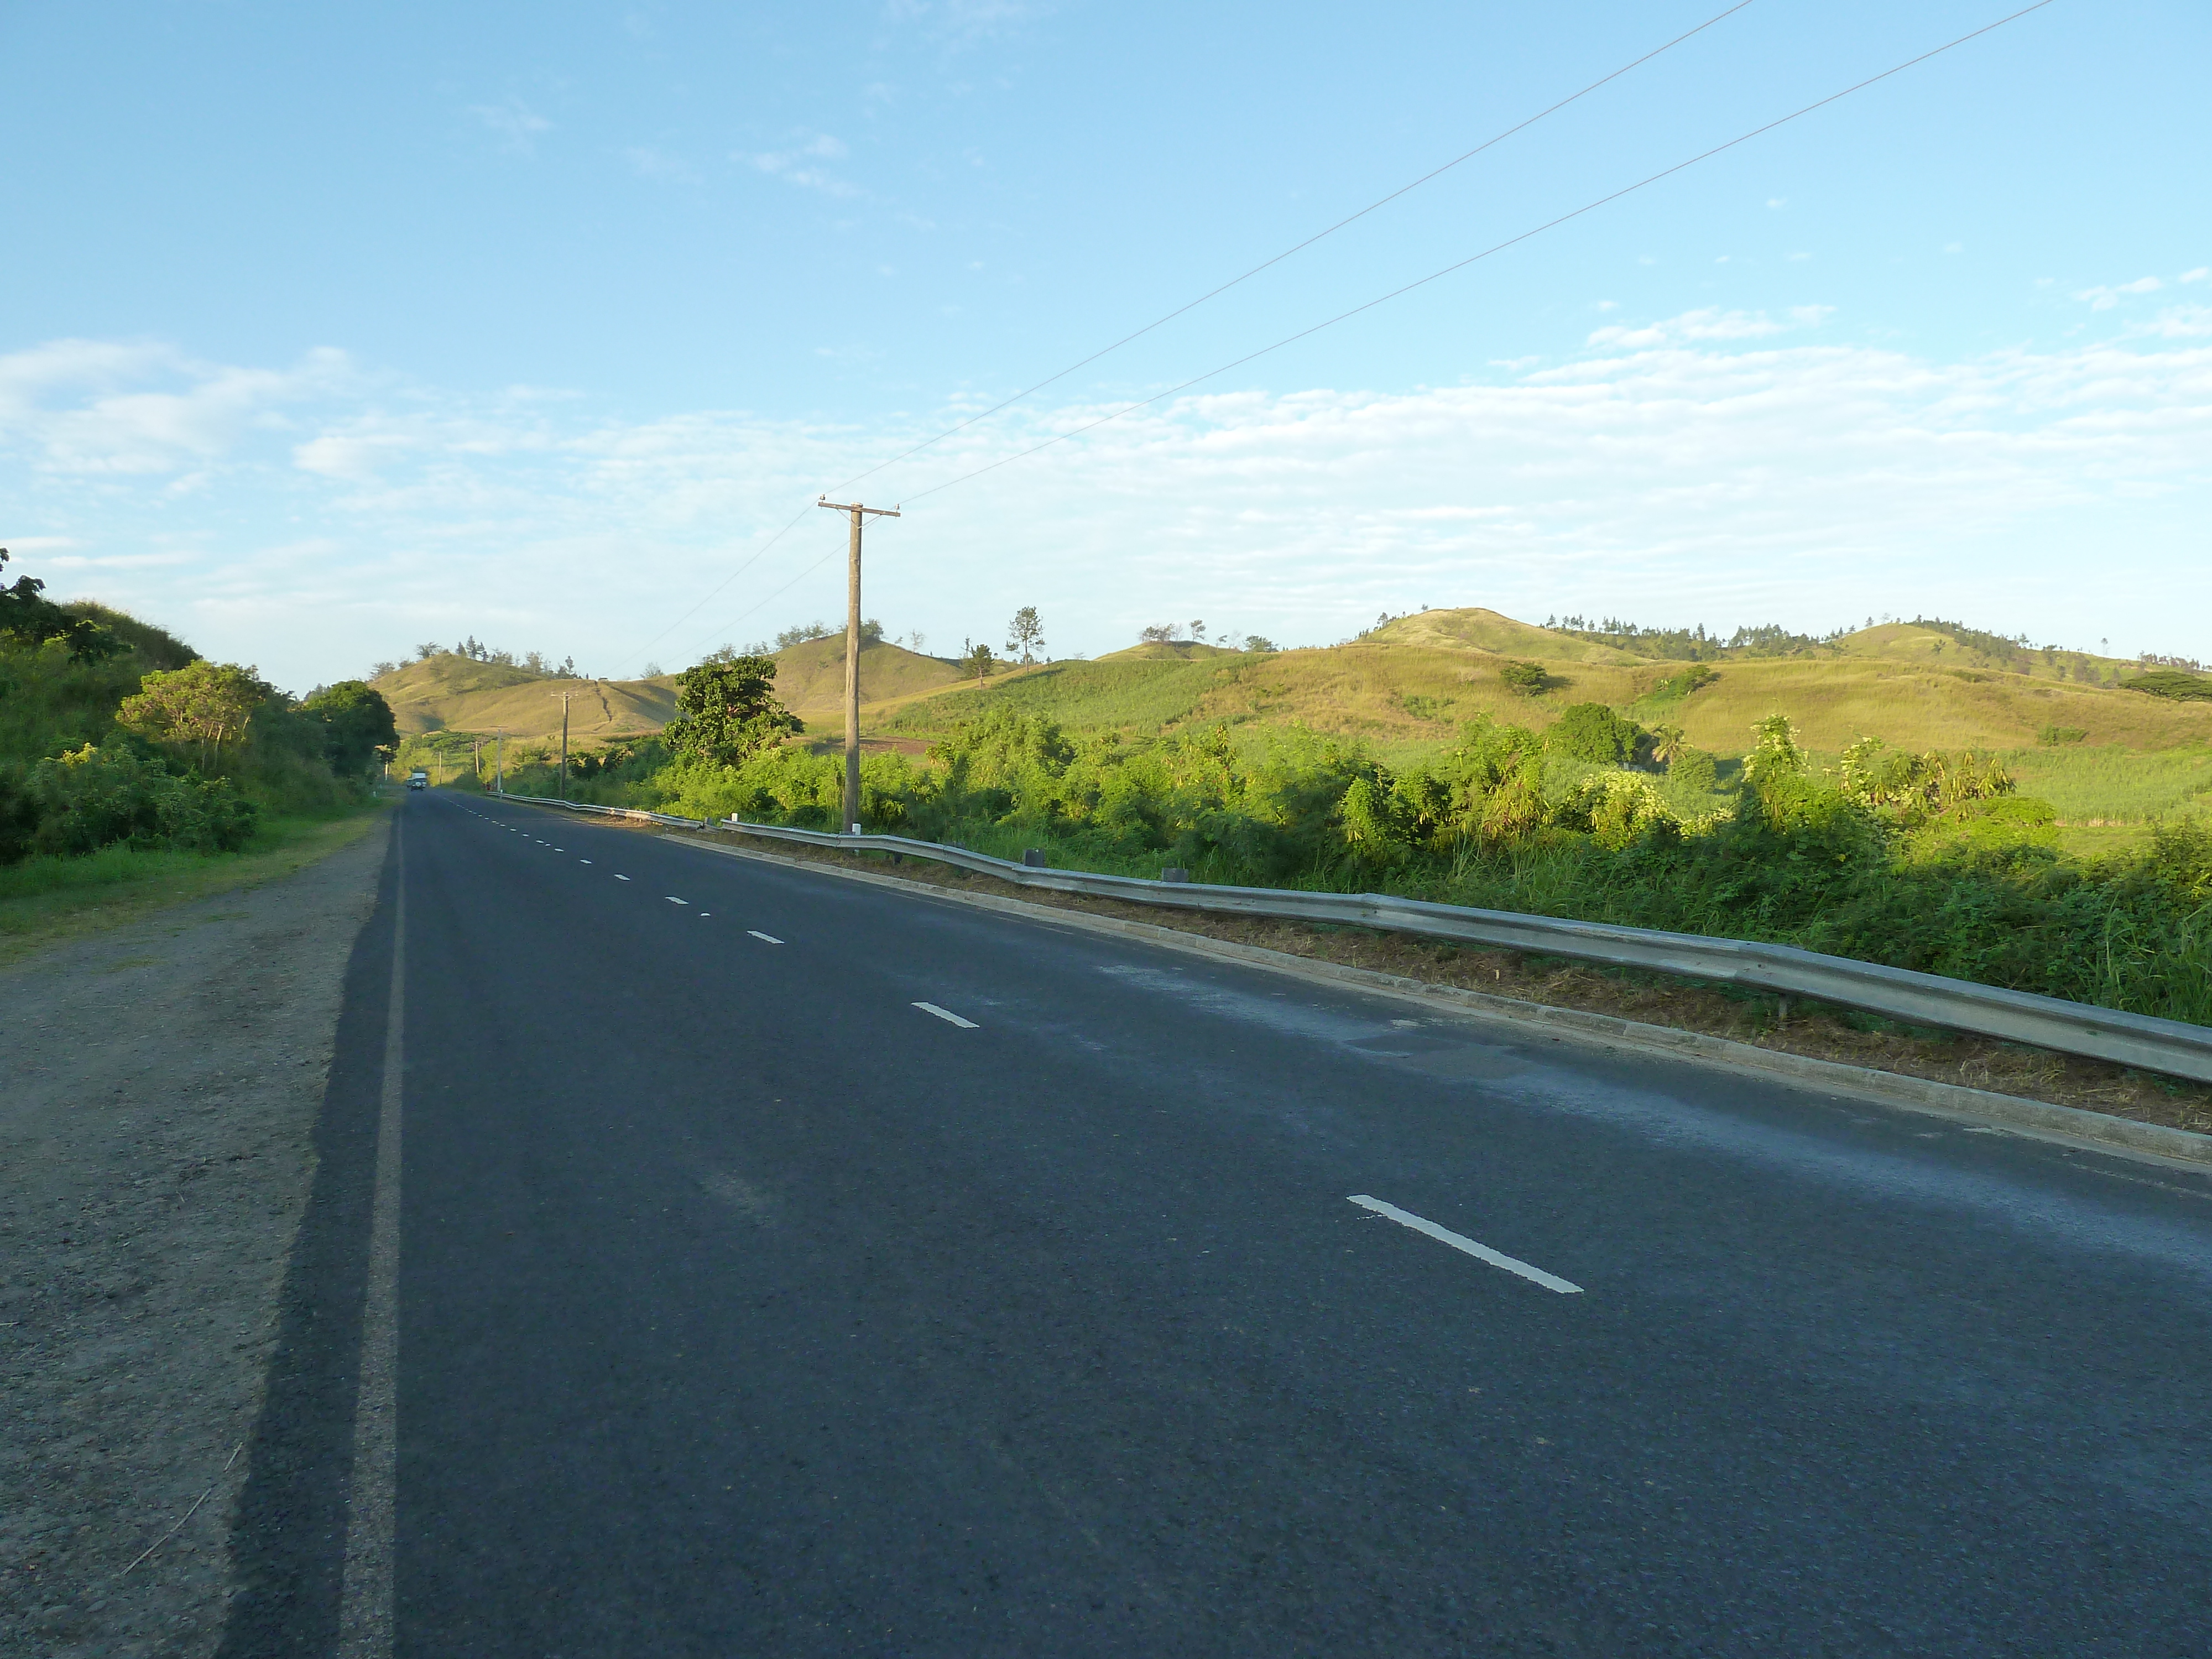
(821, 0, 1762, 496)
(625, 1, 1759, 671)
(898, 0, 2056, 505)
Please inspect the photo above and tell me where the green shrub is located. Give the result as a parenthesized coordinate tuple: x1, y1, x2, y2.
(1667, 748, 1718, 792)
(2123, 670, 2212, 702)
(1498, 659, 1549, 696)
(1545, 702, 1641, 766)
(25, 744, 256, 859)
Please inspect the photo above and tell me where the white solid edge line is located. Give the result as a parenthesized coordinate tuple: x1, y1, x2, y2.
(914, 1001, 979, 1029)
(1347, 1195, 1583, 1295)
(747, 930, 784, 944)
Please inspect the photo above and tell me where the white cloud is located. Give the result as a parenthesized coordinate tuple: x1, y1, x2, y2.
(2077, 275, 2164, 311)
(2182, 268, 2209, 285)
(6, 311, 2208, 682)
(624, 145, 700, 184)
(470, 98, 552, 155)
(1585, 305, 1830, 349)
(742, 133, 857, 196)
(0, 340, 352, 474)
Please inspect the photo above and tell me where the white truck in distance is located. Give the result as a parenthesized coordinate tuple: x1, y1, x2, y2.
(408, 769, 429, 790)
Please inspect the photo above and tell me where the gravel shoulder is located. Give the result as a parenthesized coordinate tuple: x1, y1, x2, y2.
(0, 821, 391, 1658)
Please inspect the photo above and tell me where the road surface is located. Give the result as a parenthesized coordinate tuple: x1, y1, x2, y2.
(218, 791, 2212, 1656)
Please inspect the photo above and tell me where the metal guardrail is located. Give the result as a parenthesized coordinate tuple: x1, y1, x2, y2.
(496, 793, 2212, 1085)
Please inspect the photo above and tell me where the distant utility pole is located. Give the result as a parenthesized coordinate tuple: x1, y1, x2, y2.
(816, 496, 900, 835)
(493, 727, 505, 795)
(549, 693, 573, 799)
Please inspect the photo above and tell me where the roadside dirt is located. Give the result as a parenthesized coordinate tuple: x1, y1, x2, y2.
(0, 823, 389, 1658)
(665, 827, 2212, 1135)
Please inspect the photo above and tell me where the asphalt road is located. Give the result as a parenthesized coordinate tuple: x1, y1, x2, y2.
(220, 791, 2212, 1656)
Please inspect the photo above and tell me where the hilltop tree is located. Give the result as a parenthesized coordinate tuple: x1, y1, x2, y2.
(117, 659, 268, 770)
(662, 655, 802, 767)
(0, 548, 119, 662)
(302, 681, 400, 778)
(1006, 606, 1045, 665)
(1138, 623, 1179, 644)
(959, 641, 998, 686)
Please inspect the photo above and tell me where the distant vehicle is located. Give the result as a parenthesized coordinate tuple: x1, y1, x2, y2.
(408, 770, 429, 790)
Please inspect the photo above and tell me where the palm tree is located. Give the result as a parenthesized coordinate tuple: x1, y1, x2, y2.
(1653, 724, 1688, 766)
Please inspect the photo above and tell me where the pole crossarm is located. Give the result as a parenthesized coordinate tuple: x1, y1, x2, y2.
(817, 498, 901, 518)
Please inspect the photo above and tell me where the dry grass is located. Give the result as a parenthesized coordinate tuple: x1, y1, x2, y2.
(664, 826, 2212, 1136)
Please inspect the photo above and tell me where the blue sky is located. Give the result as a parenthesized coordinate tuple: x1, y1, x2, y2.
(2, 0, 2205, 689)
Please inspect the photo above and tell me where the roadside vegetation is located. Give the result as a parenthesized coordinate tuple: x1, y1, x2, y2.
(500, 658, 2210, 1026)
(0, 549, 397, 920)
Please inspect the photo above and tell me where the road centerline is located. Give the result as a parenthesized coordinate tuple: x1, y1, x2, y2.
(914, 1001, 979, 1029)
(1348, 1194, 1583, 1295)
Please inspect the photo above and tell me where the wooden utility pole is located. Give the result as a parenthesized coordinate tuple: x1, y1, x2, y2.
(493, 728, 505, 794)
(549, 693, 573, 799)
(816, 497, 900, 835)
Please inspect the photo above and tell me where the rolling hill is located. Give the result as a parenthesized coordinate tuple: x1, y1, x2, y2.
(381, 609, 2212, 833)
(371, 637, 964, 742)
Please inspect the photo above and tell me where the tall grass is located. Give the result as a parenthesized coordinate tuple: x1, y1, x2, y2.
(1998, 744, 2212, 822)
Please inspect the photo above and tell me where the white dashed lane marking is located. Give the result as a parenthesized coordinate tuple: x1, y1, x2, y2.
(747, 931, 783, 945)
(615, 875, 631, 882)
(666, 896, 687, 905)
(913, 1002, 978, 1029)
(1347, 1196, 1583, 1295)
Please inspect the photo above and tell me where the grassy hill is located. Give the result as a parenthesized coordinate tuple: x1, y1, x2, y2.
(387, 609, 2212, 832)
(375, 638, 964, 742)
(878, 610, 2210, 756)
(768, 636, 967, 722)
(372, 658, 677, 740)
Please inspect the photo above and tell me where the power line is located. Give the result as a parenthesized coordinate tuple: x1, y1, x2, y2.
(623, 2, 1757, 675)
(820, 0, 1762, 498)
(612, 499, 813, 677)
(897, 0, 2057, 507)
(668, 0, 2054, 666)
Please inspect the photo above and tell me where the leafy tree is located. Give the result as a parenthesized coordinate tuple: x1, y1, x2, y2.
(1743, 714, 1807, 784)
(1652, 723, 1689, 765)
(117, 660, 268, 770)
(1498, 659, 1548, 696)
(0, 549, 119, 662)
(369, 660, 398, 680)
(1138, 623, 1180, 644)
(1006, 606, 1045, 665)
(662, 656, 802, 766)
(959, 641, 998, 686)
(776, 620, 836, 649)
(302, 681, 400, 778)
(1545, 703, 1640, 766)
(1243, 635, 1277, 653)
(1189, 619, 1208, 643)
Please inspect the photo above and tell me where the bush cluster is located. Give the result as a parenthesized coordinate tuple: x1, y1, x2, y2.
(0, 744, 257, 862)
(607, 702, 2210, 1026)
